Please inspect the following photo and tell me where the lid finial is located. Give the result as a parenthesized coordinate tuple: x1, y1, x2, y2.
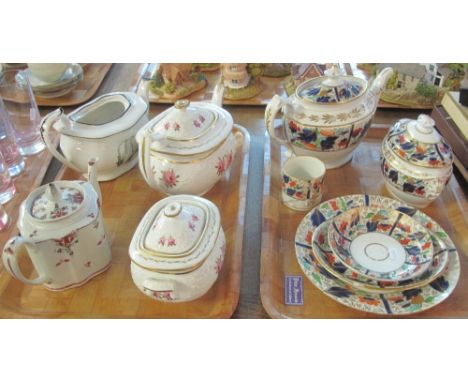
(174, 99, 190, 110)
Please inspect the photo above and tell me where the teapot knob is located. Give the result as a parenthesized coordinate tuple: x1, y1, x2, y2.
(174, 99, 190, 110)
(44, 183, 60, 204)
(324, 64, 341, 78)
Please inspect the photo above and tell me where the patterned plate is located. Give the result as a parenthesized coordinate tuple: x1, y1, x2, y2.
(327, 207, 433, 281)
(312, 219, 449, 294)
(295, 194, 460, 315)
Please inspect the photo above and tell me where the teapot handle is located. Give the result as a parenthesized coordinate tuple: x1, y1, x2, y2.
(265, 95, 288, 145)
(139, 129, 160, 189)
(40, 109, 83, 174)
(2, 236, 50, 286)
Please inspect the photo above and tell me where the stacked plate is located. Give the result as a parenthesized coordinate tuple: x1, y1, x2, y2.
(295, 194, 460, 315)
(15, 63, 83, 98)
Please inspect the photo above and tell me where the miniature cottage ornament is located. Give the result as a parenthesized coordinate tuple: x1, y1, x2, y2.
(129, 195, 226, 302)
(149, 64, 207, 100)
(2, 160, 112, 290)
(221, 63, 263, 100)
(266, 64, 394, 168)
(136, 85, 240, 195)
(381, 114, 453, 208)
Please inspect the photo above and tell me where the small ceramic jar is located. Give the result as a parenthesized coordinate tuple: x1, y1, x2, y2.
(381, 114, 453, 208)
(136, 94, 239, 196)
(129, 195, 225, 302)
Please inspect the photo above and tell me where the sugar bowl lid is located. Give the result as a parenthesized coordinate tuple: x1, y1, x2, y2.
(296, 65, 367, 104)
(386, 114, 453, 168)
(129, 195, 221, 273)
(142, 99, 233, 155)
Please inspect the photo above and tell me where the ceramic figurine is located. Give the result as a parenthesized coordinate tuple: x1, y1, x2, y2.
(149, 64, 207, 100)
(266, 64, 394, 168)
(2, 159, 112, 291)
(129, 195, 225, 302)
(41, 92, 148, 181)
(283, 63, 324, 96)
(220, 63, 263, 100)
(381, 114, 453, 208)
(261, 63, 291, 78)
(192, 63, 220, 72)
(136, 85, 240, 195)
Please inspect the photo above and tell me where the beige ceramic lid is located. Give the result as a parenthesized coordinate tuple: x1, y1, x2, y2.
(129, 195, 221, 273)
(30, 183, 84, 222)
(385, 114, 453, 168)
(296, 65, 367, 104)
(142, 100, 233, 155)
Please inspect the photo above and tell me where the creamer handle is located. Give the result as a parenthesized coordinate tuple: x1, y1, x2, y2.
(40, 108, 83, 174)
(265, 95, 288, 145)
(2, 236, 50, 286)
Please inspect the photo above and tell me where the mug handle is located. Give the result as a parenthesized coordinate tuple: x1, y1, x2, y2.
(265, 94, 289, 145)
(2, 236, 50, 285)
(40, 108, 83, 174)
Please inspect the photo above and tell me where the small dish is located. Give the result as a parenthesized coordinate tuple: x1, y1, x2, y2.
(312, 219, 449, 293)
(328, 207, 433, 281)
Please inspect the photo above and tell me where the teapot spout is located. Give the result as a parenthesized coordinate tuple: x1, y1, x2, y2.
(87, 158, 102, 203)
(369, 67, 394, 97)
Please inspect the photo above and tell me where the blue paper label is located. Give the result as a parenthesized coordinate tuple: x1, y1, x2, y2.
(284, 275, 304, 305)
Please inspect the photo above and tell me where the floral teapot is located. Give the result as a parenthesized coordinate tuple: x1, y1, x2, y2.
(136, 84, 240, 196)
(2, 159, 112, 291)
(265, 65, 394, 168)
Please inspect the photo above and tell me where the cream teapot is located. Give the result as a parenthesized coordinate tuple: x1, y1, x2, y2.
(265, 65, 393, 168)
(2, 159, 112, 291)
(41, 92, 148, 181)
(136, 85, 240, 195)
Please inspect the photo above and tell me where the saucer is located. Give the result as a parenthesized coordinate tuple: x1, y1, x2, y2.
(312, 218, 449, 293)
(16, 64, 83, 94)
(328, 207, 433, 281)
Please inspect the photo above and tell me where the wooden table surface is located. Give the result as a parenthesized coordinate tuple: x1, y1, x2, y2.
(4, 64, 467, 318)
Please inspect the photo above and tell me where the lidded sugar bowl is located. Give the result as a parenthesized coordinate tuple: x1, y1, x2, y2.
(381, 114, 453, 208)
(265, 65, 393, 168)
(129, 195, 226, 302)
(2, 159, 112, 291)
(136, 85, 238, 195)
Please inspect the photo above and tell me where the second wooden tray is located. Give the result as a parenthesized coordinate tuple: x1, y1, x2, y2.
(260, 127, 468, 318)
(0, 126, 250, 318)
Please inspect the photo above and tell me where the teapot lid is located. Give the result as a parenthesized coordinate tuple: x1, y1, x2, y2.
(296, 65, 367, 104)
(30, 183, 84, 221)
(18, 180, 100, 242)
(142, 100, 233, 155)
(129, 195, 221, 273)
(386, 114, 453, 168)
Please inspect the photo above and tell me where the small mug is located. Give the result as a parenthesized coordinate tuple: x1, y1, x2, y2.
(281, 156, 326, 211)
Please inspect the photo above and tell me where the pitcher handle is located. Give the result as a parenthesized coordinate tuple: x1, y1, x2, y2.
(2, 236, 50, 286)
(265, 95, 288, 145)
(40, 108, 83, 174)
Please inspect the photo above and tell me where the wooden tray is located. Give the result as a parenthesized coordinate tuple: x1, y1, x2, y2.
(260, 127, 468, 318)
(0, 126, 250, 318)
(33, 63, 112, 107)
(133, 63, 288, 106)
